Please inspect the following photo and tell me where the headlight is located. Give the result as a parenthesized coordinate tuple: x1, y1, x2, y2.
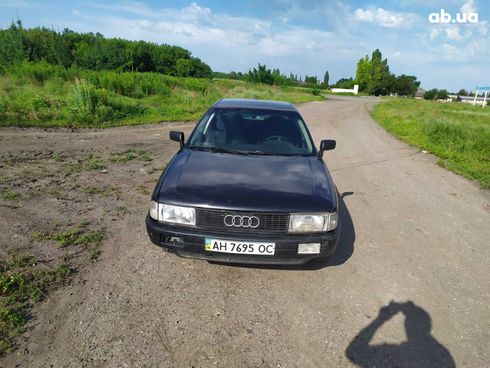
(289, 213, 338, 233)
(149, 202, 196, 226)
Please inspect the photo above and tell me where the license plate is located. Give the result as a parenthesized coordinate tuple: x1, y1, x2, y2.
(205, 238, 275, 255)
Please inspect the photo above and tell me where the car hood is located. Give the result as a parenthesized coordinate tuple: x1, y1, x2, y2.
(156, 149, 336, 212)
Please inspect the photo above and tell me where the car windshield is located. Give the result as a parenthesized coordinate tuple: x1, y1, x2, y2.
(187, 108, 314, 156)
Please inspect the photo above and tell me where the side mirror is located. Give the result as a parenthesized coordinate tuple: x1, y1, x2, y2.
(169, 131, 185, 149)
(318, 139, 336, 158)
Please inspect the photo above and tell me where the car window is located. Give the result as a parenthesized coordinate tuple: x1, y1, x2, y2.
(188, 108, 314, 156)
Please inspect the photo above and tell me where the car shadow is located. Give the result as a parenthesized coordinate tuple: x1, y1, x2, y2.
(209, 191, 355, 271)
(346, 301, 455, 368)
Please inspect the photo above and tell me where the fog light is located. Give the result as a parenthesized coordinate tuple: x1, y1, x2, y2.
(298, 243, 321, 254)
(169, 236, 184, 244)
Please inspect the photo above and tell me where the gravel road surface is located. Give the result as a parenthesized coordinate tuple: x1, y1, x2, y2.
(1, 96, 489, 367)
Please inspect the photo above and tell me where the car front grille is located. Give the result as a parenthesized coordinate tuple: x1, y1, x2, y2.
(196, 208, 289, 234)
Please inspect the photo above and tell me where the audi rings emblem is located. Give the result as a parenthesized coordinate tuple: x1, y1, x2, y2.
(223, 215, 260, 228)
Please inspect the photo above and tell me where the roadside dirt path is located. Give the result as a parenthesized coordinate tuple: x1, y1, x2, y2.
(1, 96, 489, 367)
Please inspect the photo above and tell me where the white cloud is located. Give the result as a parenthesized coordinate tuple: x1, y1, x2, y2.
(445, 27, 463, 40)
(354, 8, 375, 22)
(353, 7, 418, 28)
(460, 0, 477, 15)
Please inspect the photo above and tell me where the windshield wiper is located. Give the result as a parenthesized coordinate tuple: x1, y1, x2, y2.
(244, 150, 275, 156)
(189, 145, 249, 155)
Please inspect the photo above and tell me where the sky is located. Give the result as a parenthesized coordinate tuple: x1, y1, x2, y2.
(0, 0, 488, 91)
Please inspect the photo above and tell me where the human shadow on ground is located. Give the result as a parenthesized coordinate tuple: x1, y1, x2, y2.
(209, 191, 355, 271)
(346, 301, 455, 368)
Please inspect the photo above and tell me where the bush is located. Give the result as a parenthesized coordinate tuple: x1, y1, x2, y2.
(67, 79, 144, 124)
(423, 88, 438, 100)
(424, 88, 449, 100)
(10, 61, 78, 83)
(0, 62, 324, 128)
(87, 71, 171, 98)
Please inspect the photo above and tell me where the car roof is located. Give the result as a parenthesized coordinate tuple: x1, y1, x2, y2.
(212, 98, 297, 112)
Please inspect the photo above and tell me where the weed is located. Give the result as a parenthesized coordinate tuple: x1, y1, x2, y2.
(0, 259, 72, 354)
(84, 185, 120, 196)
(114, 206, 129, 216)
(31, 231, 44, 241)
(1, 189, 20, 201)
(0, 175, 13, 185)
(135, 184, 150, 195)
(10, 256, 37, 269)
(137, 150, 152, 162)
(109, 149, 153, 163)
(84, 155, 106, 170)
(64, 162, 82, 174)
(0, 64, 324, 128)
(109, 150, 138, 163)
(84, 186, 104, 194)
(54, 264, 71, 278)
(90, 249, 102, 261)
(32, 223, 105, 248)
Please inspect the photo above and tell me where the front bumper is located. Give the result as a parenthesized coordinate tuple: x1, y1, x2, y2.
(146, 214, 340, 265)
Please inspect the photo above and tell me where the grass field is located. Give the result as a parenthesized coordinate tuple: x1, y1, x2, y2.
(0, 62, 325, 128)
(371, 98, 490, 189)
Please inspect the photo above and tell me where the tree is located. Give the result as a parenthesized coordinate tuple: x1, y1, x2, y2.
(333, 77, 355, 89)
(175, 57, 212, 78)
(423, 89, 439, 100)
(355, 51, 391, 94)
(366, 49, 390, 95)
(437, 89, 449, 100)
(0, 21, 26, 65)
(0, 23, 213, 78)
(355, 49, 419, 97)
(323, 70, 329, 87)
(457, 89, 468, 96)
(271, 68, 287, 85)
(304, 75, 318, 84)
(393, 75, 420, 96)
(246, 63, 274, 85)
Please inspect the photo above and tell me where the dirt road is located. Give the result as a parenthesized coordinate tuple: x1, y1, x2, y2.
(1, 96, 489, 367)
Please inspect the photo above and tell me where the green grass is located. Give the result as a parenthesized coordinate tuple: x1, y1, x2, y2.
(11, 221, 107, 353)
(135, 184, 151, 196)
(1, 189, 20, 201)
(0, 63, 325, 128)
(83, 186, 104, 195)
(32, 222, 105, 248)
(1, 257, 71, 354)
(109, 149, 152, 163)
(371, 98, 490, 189)
(84, 155, 106, 170)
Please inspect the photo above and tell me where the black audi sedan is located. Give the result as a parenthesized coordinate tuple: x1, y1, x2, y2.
(146, 98, 340, 264)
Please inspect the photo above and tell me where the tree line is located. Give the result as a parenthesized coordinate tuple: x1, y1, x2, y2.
(1, 21, 424, 96)
(216, 49, 421, 97)
(0, 21, 212, 78)
(213, 64, 330, 89)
